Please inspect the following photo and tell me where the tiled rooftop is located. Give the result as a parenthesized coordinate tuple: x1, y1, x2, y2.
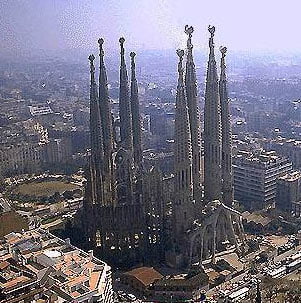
(0, 229, 111, 302)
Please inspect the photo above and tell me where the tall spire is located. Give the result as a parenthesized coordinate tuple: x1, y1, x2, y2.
(88, 54, 104, 204)
(97, 38, 115, 205)
(98, 38, 113, 174)
(130, 52, 143, 166)
(219, 46, 234, 205)
(204, 25, 222, 202)
(119, 37, 133, 152)
(184, 25, 202, 203)
(173, 49, 194, 238)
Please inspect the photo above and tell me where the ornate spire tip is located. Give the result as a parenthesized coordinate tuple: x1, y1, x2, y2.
(88, 54, 95, 62)
(208, 25, 215, 37)
(130, 52, 136, 59)
(119, 37, 125, 45)
(98, 38, 104, 46)
(176, 49, 184, 59)
(220, 46, 227, 57)
(185, 25, 194, 36)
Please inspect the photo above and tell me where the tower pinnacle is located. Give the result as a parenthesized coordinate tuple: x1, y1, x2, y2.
(88, 54, 96, 83)
(219, 46, 234, 205)
(88, 54, 104, 204)
(173, 48, 194, 239)
(98, 38, 104, 54)
(184, 25, 202, 203)
(130, 51, 142, 166)
(208, 26, 216, 61)
(220, 46, 227, 56)
(185, 25, 194, 50)
(220, 46, 227, 81)
(97, 38, 114, 176)
(204, 25, 222, 202)
(119, 37, 126, 66)
(119, 37, 133, 152)
(130, 51, 136, 60)
(177, 49, 184, 79)
(208, 25, 215, 39)
(96, 38, 115, 205)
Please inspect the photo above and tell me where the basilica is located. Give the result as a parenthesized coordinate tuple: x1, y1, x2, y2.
(75, 25, 245, 268)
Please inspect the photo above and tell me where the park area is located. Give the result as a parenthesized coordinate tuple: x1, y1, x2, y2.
(13, 180, 80, 198)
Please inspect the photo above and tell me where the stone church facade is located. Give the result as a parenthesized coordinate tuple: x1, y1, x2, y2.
(74, 26, 245, 268)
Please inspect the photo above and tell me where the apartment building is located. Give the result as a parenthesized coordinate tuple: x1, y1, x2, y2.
(0, 142, 45, 176)
(233, 150, 292, 208)
(276, 170, 301, 213)
(0, 229, 114, 303)
(266, 138, 301, 169)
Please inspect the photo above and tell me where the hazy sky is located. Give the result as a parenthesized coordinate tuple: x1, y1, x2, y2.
(1, 0, 301, 54)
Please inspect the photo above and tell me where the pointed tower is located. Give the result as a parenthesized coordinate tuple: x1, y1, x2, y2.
(204, 26, 222, 202)
(184, 25, 202, 203)
(219, 46, 234, 205)
(119, 37, 133, 153)
(88, 54, 104, 204)
(130, 52, 142, 166)
(173, 49, 194, 238)
(98, 38, 114, 174)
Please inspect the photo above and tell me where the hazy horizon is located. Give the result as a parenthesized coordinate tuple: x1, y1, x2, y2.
(1, 0, 301, 56)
